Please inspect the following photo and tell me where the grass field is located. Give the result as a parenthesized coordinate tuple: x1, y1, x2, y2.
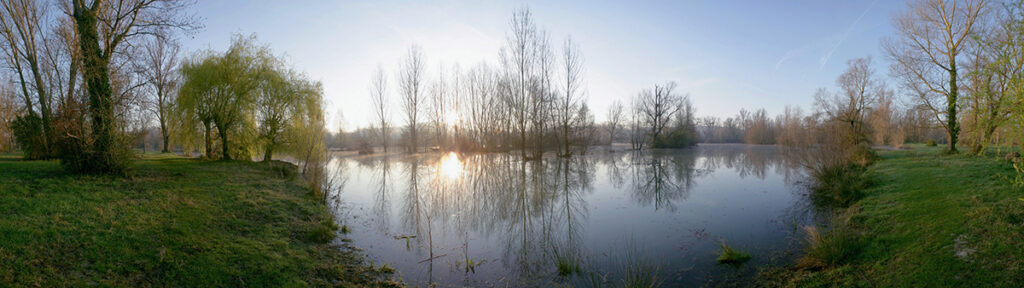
(766, 145, 1024, 287)
(0, 154, 399, 287)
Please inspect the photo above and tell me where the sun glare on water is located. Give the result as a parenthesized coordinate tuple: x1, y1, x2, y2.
(440, 152, 463, 180)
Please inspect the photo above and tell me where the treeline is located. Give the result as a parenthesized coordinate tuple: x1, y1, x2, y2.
(698, 102, 945, 147)
(0, 0, 325, 176)
(337, 8, 699, 158)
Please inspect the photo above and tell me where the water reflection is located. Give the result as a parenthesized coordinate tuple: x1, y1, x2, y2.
(328, 144, 813, 287)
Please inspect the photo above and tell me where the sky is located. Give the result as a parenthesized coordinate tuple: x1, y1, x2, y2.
(180, 0, 907, 131)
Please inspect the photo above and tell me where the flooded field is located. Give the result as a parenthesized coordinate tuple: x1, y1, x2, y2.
(325, 144, 820, 287)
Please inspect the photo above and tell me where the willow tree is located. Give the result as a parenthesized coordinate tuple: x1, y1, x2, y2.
(177, 35, 261, 160)
(254, 65, 320, 162)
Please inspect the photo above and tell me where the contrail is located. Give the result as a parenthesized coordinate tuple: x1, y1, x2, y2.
(820, 0, 879, 69)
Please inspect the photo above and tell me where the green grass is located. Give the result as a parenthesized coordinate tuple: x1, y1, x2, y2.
(765, 145, 1024, 287)
(0, 155, 399, 287)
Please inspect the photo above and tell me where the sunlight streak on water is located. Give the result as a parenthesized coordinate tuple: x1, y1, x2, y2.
(439, 152, 463, 181)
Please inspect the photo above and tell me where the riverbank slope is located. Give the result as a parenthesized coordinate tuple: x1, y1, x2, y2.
(766, 145, 1024, 287)
(0, 154, 399, 287)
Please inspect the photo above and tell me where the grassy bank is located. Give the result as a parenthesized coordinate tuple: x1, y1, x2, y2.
(765, 145, 1024, 287)
(0, 154, 398, 287)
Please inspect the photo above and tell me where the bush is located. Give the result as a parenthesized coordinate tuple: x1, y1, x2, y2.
(11, 114, 50, 159)
(306, 218, 338, 244)
(58, 131, 134, 175)
(811, 163, 871, 208)
(846, 143, 879, 166)
(925, 140, 937, 147)
(798, 225, 861, 269)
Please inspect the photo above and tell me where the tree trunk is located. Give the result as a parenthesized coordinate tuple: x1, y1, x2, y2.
(946, 66, 959, 153)
(203, 120, 212, 158)
(74, 0, 119, 172)
(217, 122, 231, 160)
(162, 131, 171, 153)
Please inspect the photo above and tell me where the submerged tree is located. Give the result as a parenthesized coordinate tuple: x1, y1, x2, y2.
(558, 36, 584, 156)
(399, 45, 425, 153)
(370, 65, 391, 153)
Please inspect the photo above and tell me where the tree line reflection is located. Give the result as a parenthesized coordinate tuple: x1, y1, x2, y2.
(330, 144, 805, 285)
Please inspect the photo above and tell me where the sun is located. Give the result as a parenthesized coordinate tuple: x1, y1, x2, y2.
(439, 152, 463, 180)
(445, 110, 459, 127)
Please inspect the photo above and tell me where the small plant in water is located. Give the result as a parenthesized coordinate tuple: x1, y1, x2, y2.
(340, 224, 350, 234)
(557, 257, 581, 276)
(716, 241, 751, 265)
(620, 244, 662, 288)
(465, 257, 476, 273)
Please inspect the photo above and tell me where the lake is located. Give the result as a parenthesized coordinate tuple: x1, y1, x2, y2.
(324, 144, 820, 287)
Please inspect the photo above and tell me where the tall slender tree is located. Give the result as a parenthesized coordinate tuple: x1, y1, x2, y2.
(398, 45, 425, 153)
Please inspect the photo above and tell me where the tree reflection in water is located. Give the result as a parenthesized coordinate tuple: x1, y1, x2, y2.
(327, 144, 813, 287)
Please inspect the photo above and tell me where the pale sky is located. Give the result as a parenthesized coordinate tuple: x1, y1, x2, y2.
(180, 0, 904, 131)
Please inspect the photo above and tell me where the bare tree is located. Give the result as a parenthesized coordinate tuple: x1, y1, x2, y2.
(428, 64, 447, 150)
(558, 36, 583, 156)
(370, 65, 391, 153)
(606, 100, 623, 144)
(0, 0, 54, 156)
(884, 0, 990, 153)
(531, 30, 553, 159)
(398, 45, 425, 153)
(639, 81, 682, 146)
(503, 7, 537, 159)
(137, 36, 180, 153)
(629, 97, 647, 150)
(816, 57, 884, 146)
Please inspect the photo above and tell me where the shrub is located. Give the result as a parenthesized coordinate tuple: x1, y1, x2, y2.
(798, 225, 861, 269)
(306, 219, 338, 244)
(810, 163, 871, 208)
(58, 131, 134, 175)
(11, 114, 49, 159)
(925, 140, 937, 147)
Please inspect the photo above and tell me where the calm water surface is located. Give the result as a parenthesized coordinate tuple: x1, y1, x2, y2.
(325, 144, 819, 287)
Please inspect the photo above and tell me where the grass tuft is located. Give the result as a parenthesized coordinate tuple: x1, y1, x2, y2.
(716, 241, 751, 265)
(797, 225, 860, 269)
